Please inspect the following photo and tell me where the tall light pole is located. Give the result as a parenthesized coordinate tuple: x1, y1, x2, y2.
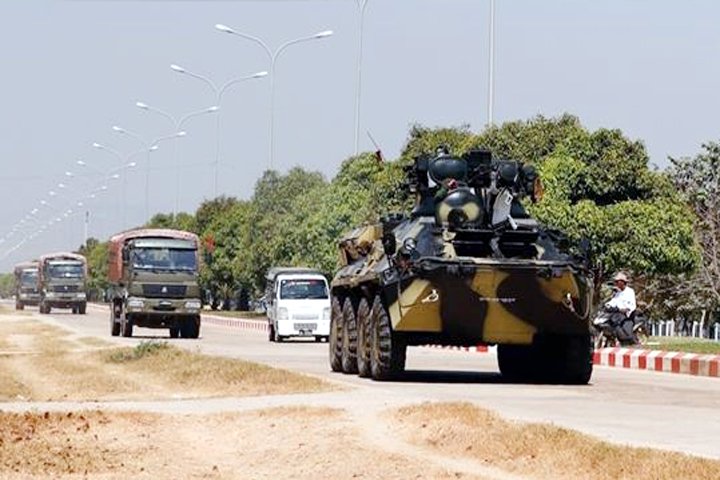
(170, 65, 267, 197)
(91, 142, 140, 229)
(354, 0, 370, 156)
(487, 0, 496, 127)
(111, 126, 181, 222)
(135, 101, 217, 215)
(215, 24, 333, 170)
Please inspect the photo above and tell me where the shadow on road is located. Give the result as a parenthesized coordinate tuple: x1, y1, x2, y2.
(392, 369, 504, 384)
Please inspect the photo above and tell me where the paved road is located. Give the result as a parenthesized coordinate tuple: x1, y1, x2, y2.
(16, 303, 720, 459)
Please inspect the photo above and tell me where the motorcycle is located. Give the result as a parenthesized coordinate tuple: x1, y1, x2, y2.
(592, 307, 649, 349)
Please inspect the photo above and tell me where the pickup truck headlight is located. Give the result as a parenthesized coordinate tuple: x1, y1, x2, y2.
(45, 291, 57, 298)
(76, 292, 87, 300)
(278, 307, 289, 320)
(127, 298, 144, 309)
(322, 307, 331, 320)
(185, 300, 201, 310)
(19, 293, 29, 299)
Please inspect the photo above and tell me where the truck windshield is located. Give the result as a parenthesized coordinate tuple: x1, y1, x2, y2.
(47, 262, 84, 279)
(20, 270, 38, 286)
(131, 247, 197, 272)
(280, 279, 328, 300)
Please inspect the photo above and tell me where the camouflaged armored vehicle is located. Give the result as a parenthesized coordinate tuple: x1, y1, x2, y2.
(329, 148, 594, 384)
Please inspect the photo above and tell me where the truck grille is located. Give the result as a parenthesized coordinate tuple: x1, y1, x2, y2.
(52, 285, 79, 293)
(142, 284, 187, 298)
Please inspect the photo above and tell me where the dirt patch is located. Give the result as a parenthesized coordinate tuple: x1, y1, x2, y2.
(392, 402, 720, 480)
(0, 309, 333, 401)
(0, 408, 485, 480)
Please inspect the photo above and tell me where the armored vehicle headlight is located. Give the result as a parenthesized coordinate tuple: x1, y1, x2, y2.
(278, 307, 289, 320)
(185, 300, 201, 310)
(322, 307, 331, 320)
(127, 298, 144, 309)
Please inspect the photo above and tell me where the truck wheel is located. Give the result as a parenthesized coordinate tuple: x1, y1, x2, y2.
(181, 316, 200, 339)
(268, 322, 275, 342)
(79, 303, 87, 315)
(328, 295, 344, 372)
(15, 302, 23, 311)
(121, 313, 133, 338)
(71, 306, 78, 314)
(341, 298, 359, 374)
(356, 297, 372, 378)
(169, 327, 180, 339)
(369, 295, 406, 381)
(110, 308, 120, 337)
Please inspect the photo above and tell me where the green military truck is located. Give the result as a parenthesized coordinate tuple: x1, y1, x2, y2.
(13, 261, 40, 310)
(38, 252, 88, 314)
(108, 228, 202, 338)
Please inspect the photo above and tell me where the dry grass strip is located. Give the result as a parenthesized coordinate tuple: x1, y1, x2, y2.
(393, 402, 720, 480)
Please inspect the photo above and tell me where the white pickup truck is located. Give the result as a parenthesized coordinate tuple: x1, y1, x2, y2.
(265, 267, 331, 343)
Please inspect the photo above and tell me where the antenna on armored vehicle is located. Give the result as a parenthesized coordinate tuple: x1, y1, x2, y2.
(366, 130, 384, 163)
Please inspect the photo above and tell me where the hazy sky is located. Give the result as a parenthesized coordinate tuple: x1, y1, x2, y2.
(1, 0, 719, 271)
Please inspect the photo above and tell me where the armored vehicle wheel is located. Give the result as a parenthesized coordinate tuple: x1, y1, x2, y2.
(121, 313, 133, 338)
(78, 303, 87, 315)
(328, 295, 344, 372)
(355, 298, 372, 378)
(341, 298, 359, 374)
(369, 295, 406, 381)
(110, 308, 120, 337)
(181, 316, 200, 339)
(169, 327, 180, 339)
(498, 335, 593, 385)
(549, 334, 593, 385)
(497, 344, 535, 382)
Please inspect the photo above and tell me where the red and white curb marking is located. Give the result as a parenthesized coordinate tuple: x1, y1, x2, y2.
(594, 347, 720, 378)
(202, 315, 268, 332)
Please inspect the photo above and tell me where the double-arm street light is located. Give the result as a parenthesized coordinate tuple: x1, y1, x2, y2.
(91, 142, 142, 229)
(215, 24, 333, 170)
(135, 102, 218, 216)
(111, 126, 183, 222)
(169, 65, 267, 197)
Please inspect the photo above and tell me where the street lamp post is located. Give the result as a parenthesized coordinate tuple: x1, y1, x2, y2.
(354, 0, 370, 156)
(487, 0, 496, 126)
(135, 102, 217, 216)
(111, 126, 181, 222)
(215, 24, 333, 170)
(170, 65, 267, 198)
(91, 142, 141, 229)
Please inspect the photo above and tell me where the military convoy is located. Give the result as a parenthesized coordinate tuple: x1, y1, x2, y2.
(37, 252, 88, 314)
(13, 261, 40, 310)
(107, 228, 202, 338)
(329, 148, 594, 384)
(7, 147, 593, 385)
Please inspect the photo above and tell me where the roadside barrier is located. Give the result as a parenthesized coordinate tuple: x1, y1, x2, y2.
(203, 314, 268, 332)
(593, 347, 719, 378)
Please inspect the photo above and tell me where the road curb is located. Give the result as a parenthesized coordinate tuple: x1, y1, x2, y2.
(593, 347, 720, 378)
(203, 314, 268, 332)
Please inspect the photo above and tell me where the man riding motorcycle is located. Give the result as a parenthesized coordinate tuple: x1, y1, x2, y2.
(597, 272, 638, 345)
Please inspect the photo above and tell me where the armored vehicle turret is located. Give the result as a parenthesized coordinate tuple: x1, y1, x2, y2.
(329, 148, 594, 384)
